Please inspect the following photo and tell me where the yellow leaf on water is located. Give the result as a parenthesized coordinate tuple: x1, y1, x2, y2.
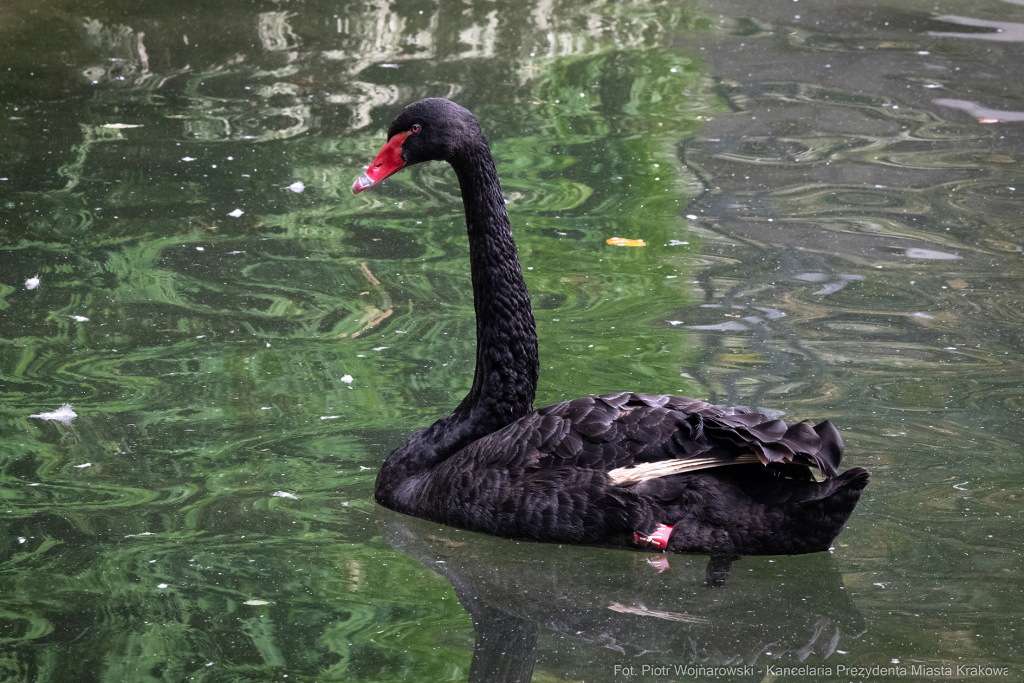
(606, 237, 646, 247)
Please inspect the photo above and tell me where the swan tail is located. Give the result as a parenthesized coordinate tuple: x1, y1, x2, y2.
(812, 466, 870, 504)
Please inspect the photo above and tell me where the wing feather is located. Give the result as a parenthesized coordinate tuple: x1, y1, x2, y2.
(453, 392, 841, 480)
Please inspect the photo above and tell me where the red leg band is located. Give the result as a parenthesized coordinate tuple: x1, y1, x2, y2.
(633, 524, 673, 549)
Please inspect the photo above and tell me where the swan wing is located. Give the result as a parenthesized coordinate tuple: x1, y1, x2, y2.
(467, 392, 842, 480)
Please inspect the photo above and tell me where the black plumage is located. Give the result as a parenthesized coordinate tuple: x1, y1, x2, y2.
(358, 98, 868, 555)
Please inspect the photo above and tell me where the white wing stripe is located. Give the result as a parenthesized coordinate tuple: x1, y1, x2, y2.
(608, 454, 761, 485)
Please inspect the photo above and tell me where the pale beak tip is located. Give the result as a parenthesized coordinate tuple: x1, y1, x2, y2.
(352, 173, 374, 195)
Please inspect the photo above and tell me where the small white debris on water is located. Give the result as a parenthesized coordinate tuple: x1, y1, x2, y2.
(124, 532, 155, 538)
(181, 157, 196, 161)
(228, 209, 244, 217)
(320, 415, 340, 420)
(157, 584, 168, 589)
(71, 315, 89, 322)
(373, 346, 388, 351)
(18, 537, 26, 544)
(285, 181, 305, 193)
(25, 274, 40, 290)
(73, 463, 92, 468)
(685, 214, 698, 220)
(102, 123, 142, 129)
(196, 246, 205, 251)
(340, 374, 353, 383)
(906, 248, 961, 260)
(244, 599, 270, 605)
(689, 321, 750, 332)
(272, 491, 299, 499)
(29, 403, 77, 424)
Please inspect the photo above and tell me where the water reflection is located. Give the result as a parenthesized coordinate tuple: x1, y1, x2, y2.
(928, 15, 1024, 42)
(934, 98, 1024, 123)
(380, 509, 865, 682)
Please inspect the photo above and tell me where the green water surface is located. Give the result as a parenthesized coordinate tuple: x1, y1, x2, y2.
(1, 0, 1022, 681)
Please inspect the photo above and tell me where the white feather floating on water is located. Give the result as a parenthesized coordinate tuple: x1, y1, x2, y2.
(25, 274, 40, 290)
(29, 403, 77, 424)
(272, 491, 299, 500)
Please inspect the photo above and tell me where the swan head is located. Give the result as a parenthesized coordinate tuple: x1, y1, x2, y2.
(353, 98, 482, 193)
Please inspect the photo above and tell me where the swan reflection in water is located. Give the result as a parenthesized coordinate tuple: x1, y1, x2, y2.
(377, 508, 865, 683)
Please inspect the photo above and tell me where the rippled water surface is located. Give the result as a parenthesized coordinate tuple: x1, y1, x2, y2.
(2, 0, 1023, 680)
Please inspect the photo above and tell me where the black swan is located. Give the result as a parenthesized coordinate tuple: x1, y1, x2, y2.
(354, 98, 868, 556)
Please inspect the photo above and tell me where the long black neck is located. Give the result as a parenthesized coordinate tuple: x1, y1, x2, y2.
(451, 142, 538, 423)
(376, 135, 538, 508)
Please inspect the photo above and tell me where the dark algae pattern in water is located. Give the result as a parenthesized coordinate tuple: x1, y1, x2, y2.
(1, 0, 1023, 681)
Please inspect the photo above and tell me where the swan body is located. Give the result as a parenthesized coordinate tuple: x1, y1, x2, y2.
(355, 98, 868, 555)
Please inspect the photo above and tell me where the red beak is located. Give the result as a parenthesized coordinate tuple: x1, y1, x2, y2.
(352, 131, 410, 194)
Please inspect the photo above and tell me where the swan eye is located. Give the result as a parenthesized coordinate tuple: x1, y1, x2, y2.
(411, 124, 422, 133)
